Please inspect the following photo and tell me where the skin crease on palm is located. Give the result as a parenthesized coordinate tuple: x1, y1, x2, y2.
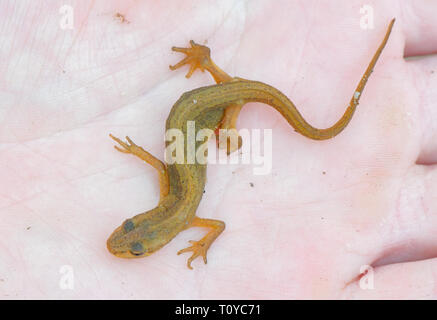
(0, 0, 437, 299)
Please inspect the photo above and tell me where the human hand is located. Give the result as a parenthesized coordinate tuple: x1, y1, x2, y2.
(0, 0, 436, 299)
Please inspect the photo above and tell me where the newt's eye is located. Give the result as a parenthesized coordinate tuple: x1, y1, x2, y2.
(123, 219, 135, 232)
(130, 242, 144, 256)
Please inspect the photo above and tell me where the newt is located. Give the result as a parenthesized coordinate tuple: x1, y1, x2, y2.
(107, 19, 395, 269)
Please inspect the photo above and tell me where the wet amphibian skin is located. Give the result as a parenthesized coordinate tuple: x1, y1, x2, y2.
(107, 19, 395, 269)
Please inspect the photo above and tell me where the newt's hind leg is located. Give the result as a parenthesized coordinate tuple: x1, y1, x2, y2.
(170, 40, 243, 154)
(109, 134, 169, 201)
(215, 103, 243, 154)
(177, 216, 225, 270)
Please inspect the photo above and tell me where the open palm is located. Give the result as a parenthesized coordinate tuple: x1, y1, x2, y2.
(1, 0, 436, 299)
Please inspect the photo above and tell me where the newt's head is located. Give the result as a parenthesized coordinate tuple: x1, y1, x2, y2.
(107, 217, 168, 259)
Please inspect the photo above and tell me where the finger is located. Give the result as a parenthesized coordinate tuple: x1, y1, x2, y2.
(401, 1, 437, 56)
(109, 134, 126, 146)
(343, 164, 437, 296)
(169, 57, 189, 70)
(177, 247, 191, 255)
(187, 259, 194, 270)
(125, 136, 135, 146)
(185, 64, 196, 78)
(344, 257, 437, 298)
(114, 145, 129, 153)
(406, 55, 437, 164)
(113, 138, 129, 150)
(376, 165, 437, 254)
(171, 46, 190, 53)
(110, 134, 130, 150)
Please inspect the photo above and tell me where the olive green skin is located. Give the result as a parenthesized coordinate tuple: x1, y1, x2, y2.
(107, 19, 395, 260)
(106, 79, 358, 258)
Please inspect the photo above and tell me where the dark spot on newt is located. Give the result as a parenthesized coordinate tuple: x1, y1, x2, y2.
(322, 171, 326, 175)
(130, 242, 144, 255)
(123, 219, 135, 232)
(249, 182, 254, 187)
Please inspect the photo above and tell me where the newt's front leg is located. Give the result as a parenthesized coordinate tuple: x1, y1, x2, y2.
(109, 134, 169, 201)
(170, 40, 243, 154)
(177, 216, 225, 269)
(170, 40, 232, 83)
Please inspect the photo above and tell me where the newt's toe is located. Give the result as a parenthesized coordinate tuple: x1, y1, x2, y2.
(178, 240, 208, 270)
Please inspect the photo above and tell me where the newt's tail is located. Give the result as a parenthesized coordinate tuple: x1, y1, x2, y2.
(286, 18, 395, 140)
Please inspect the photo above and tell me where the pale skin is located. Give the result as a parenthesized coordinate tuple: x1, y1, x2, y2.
(0, 0, 436, 299)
